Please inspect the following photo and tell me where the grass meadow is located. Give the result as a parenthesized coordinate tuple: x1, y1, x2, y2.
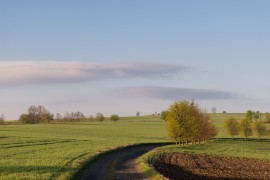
(0, 113, 269, 179)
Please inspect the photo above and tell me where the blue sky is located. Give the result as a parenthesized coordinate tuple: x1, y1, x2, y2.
(1, 1, 270, 119)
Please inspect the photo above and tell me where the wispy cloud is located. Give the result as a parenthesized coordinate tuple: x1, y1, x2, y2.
(120, 86, 238, 100)
(0, 61, 185, 87)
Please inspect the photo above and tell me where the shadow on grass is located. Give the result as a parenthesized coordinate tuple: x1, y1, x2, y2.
(215, 138, 270, 142)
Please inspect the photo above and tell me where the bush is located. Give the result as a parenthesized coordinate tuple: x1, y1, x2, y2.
(110, 114, 120, 121)
(166, 100, 217, 144)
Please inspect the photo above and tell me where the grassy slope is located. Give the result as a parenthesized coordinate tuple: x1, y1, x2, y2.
(0, 116, 167, 179)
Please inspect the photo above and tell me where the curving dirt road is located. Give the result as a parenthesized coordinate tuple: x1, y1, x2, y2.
(80, 144, 165, 180)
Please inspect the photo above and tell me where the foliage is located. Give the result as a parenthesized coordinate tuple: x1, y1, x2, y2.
(265, 113, 270, 123)
(246, 110, 253, 122)
(166, 100, 217, 144)
(19, 105, 54, 124)
(253, 121, 268, 140)
(110, 114, 120, 121)
(239, 118, 252, 139)
(63, 111, 86, 122)
(224, 118, 239, 139)
(160, 111, 169, 121)
(136, 112, 140, 116)
(96, 113, 105, 122)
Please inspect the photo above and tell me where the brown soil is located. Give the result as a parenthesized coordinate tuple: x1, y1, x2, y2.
(153, 153, 270, 180)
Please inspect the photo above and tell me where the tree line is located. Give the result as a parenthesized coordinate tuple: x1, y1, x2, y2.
(225, 111, 270, 140)
(19, 105, 120, 123)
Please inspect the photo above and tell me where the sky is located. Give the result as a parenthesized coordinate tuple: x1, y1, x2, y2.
(1, 1, 270, 119)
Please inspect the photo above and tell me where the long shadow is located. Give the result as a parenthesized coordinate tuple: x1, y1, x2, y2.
(215, 138, 270, 142)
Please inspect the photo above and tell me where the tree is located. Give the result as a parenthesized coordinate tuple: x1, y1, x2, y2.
(246, 110, 253, 122)
(19, 114, 28, 123)
(166, 100, 217, 144)
(55, 113, 62, 121)
(265, 112, 270, 123)
(223, 111, 227, 114)
(136, 112, 140, 116)
(225, 118, 239, 139)
(96, 113, 104, 122)
(253, 121, 268, 140)
(211, 107, 217, 113)
(239, 118, 252, 139)
(20, 105, 53, 123)
(0, 114, 5, 125)
(254, 111, 261, 120)
(110, 114, 120, 121)
(160, 111, 169, 121)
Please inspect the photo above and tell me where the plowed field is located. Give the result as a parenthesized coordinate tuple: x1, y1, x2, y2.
(154, 153, 270, 180)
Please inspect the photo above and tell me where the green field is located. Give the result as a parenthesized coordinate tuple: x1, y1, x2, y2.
(0, 116, 167, 179)
(154, 139, 270, 160)
(0, 113, 269, 179)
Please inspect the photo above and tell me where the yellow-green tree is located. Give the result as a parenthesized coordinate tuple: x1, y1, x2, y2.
(253, 121, 268, 140)
(239, 118, 252, 139)
(225, 118, 239, 139)
(166, 100, 217, 144)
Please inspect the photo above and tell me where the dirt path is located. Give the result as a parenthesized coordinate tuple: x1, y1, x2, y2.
(80, 144, 164, 180)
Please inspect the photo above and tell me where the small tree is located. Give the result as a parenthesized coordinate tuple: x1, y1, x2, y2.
(265, 112, 270, 123)
(110, 114, 120, 121)
(254, 111, 261, 120)
(225, 118, 239, 139)
(239, 118, 252, 139)
(246, 110, 253, 122)
(55, 113, 62, 121)
(253, 121, 268, 140)
(19, 114, 28, 123)
(136, 112, 140, 116)
(0, 114, 5, 125)
(160, 111, 169, 121)
(96, 113, 105, 122)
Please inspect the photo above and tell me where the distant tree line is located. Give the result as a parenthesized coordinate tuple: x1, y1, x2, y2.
(19, 105, 120, 123)
(225, 110, 270, 140)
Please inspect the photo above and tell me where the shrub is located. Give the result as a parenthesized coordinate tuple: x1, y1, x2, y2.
(110, 114, 120, 121)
